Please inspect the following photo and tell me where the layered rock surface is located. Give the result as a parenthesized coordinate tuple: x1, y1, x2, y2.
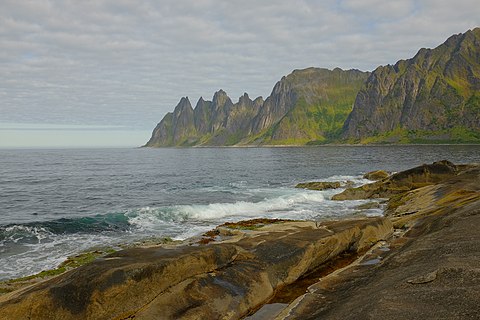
(275, 164, 480, 319)
(332, 160, 460, 200)
(0, 219, 392, 320)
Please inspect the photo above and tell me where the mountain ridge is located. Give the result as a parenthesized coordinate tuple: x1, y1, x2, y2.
(145, 67, 369, 146)
(145, 27, 480, 147)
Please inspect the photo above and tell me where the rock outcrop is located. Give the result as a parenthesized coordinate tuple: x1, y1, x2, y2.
(295, 181, 341, 190)
(332, 160, 459, 200)
(342, 27, 480, 143)
(275, 163, 480, 320)
(295, 180, 354, 190)
(363, 170, 389, 181)
(0, 218, 392, 320)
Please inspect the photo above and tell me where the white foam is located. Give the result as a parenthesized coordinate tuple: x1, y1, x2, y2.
(126, 190, 325, 227)
(0, 231, 122, 280)
(319, 174, 371, 186)
(1, 225, 54, 243)
(1, 179, 381, 281)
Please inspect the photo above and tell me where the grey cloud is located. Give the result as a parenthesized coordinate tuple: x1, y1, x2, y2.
(0, 0, 479, 132)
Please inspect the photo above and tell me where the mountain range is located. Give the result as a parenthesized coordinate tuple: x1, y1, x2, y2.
(145, 27, 480, 147)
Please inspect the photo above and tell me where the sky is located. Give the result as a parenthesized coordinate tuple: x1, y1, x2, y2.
(1, 0, 479, 148)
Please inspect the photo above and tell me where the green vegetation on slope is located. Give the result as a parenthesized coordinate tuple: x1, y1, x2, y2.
(354, 126, 480, 144)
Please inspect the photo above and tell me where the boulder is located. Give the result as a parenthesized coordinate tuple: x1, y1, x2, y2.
(332, 160, 459, 200)
(295, 180, 354, 191)
(295, 181, 341, 190)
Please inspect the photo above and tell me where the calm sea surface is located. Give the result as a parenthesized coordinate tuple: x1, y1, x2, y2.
(1, 145, 479, 280)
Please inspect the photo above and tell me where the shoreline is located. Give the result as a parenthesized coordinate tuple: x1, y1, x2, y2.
(145, 143, 480, 149)
(1, 160, 479, 319)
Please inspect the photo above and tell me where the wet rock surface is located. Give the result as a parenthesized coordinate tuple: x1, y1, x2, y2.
(295, 181, 342, 190)
(0, 219, 392, 320)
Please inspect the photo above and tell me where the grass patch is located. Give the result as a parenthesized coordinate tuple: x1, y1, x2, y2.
(221, 218, 292, 230)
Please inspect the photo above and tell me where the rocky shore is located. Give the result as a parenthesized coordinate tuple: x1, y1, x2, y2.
(1, 161, 479, 319)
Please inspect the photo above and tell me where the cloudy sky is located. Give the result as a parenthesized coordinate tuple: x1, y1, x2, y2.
(1, 0, 479, 147)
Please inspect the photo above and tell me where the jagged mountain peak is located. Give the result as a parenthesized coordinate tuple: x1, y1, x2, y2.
(174, 97, 192, 111)
(238, 92, 252, 104)
(213, 89, 228, 98)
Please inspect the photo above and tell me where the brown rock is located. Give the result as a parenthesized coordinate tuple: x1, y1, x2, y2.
(355, 201, 381, 210)
(0, 218, 392, 320)
(332, 160, 459, 200)
(385, 165, 480, 227)
(363, 170, 389, 181)
(274, 164, 480, 320)
(295, 181, 341, 190)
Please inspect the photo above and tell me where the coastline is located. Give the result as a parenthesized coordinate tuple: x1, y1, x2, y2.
(1, 160, 479, 319)
(144, 143, 480, 148)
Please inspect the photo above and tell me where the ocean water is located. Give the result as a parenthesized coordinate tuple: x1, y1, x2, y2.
(1, 145, 479, 280)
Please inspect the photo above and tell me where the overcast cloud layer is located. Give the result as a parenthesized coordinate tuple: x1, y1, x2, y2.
(1, 0, 479, 133)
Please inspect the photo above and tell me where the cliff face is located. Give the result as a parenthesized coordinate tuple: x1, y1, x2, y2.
(145, 68, 368, 146)
(145, 97, 196, 147)
(343, 27, 480, 143)
(249, 68, 368, 145)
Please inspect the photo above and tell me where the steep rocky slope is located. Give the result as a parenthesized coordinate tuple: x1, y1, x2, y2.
(343, 27, 480, 143)
(247, 68, 368, 145)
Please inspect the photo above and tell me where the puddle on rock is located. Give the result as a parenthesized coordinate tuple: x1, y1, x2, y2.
(244, 303, 287, 320)
(361, 258, 381, 265)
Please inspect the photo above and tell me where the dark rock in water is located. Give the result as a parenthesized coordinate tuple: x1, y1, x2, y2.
(295, 180, 354, 191)
(332, 160, 459, 200)
(295, 181, 341, 190)
(363, 170, 389, 181)
(355, 201, 381, 210)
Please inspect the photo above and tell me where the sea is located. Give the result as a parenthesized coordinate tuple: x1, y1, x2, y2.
(1, 145, 479, 280)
